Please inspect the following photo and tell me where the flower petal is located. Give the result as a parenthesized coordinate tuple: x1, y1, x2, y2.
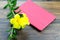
(13, 22, 21, 29)
(10, 18, 14, 24)
(14, 14, 20, 19)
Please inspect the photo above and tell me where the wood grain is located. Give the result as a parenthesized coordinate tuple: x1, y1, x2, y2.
(0, 1, 60, 40)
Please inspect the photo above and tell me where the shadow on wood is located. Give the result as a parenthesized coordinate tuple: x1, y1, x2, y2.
(30, 24, 42, 32)
(17, 30, 29, 40)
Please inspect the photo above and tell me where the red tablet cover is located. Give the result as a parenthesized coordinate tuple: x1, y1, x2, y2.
(15, 0, 56, 31)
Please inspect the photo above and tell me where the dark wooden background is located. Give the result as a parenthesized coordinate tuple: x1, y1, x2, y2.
(0, 1, 60, 40)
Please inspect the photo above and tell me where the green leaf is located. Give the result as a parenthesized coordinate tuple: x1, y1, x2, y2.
(13, 30, 16, 34)
(6, 28, 11, 32)
(11, 0, 17, 7)
(13, 6, 19, 10)
(7, 13, 13, 19)
(19, 14, 23, 18)
(7, 12, 12, 17)
(8, 34, 12, 40)
(3, 4, 8, 9)
(13, 34, 16, 38)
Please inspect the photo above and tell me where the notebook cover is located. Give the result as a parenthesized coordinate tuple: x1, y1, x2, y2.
(15, 0, 56, 31)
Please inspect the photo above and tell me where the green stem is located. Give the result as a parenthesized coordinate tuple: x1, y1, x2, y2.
(7, 0, 11, 10)
(12, 10, 15, 16)
(6, 0, 17, 40)
(7, 0, 15, 16)
(10, 27, 13, 38)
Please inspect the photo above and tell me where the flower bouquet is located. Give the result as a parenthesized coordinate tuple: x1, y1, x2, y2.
(3, 0, 30, 40)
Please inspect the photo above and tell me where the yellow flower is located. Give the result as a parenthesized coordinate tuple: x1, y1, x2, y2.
(10, 14, 30, 29)
(20, 13, 30, 28)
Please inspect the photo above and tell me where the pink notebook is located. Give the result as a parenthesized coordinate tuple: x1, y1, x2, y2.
(15, 0, 56, 31)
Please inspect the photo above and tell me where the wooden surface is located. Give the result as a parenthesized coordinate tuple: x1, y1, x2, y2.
(0, 1, 60, 40)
